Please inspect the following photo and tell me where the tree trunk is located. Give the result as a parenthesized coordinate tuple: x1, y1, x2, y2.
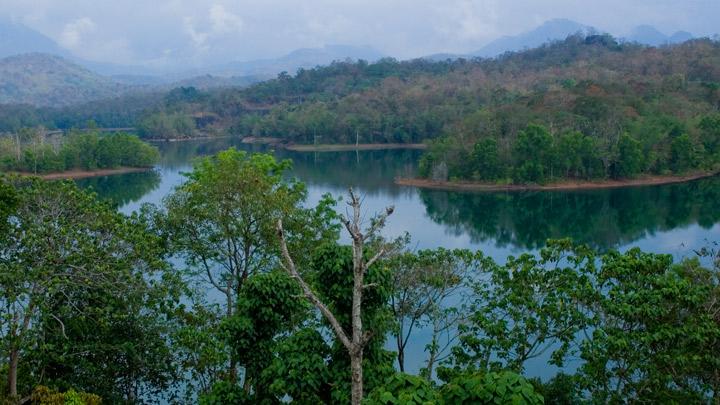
(351, 235, 364, 405)
(8, 347, 19, 398)
(396, 334, 405, 372)
(350, 349, 364, 405)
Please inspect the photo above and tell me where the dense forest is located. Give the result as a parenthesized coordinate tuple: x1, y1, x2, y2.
(0, 129, 159, 173)
(1, 148, 719, 404)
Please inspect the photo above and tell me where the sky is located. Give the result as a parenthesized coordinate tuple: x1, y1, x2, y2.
(1, 0, 718, 67)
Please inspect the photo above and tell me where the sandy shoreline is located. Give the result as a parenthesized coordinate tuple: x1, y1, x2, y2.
(395, 171, 720, 192)
(10, 167, 154, 180)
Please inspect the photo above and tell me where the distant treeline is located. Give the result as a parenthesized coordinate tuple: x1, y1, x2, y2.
(0, 129, 159, 173)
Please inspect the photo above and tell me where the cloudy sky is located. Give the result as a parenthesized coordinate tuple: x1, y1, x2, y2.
(1, 0, 718, 66)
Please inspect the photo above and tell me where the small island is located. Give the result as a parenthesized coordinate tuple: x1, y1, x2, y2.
(413, 121, 720, 192)
(0, 129, 159, 178)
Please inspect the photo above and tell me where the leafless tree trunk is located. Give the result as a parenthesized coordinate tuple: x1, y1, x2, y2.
(277, 189, 394, 405)
(8, 347, 19, 398)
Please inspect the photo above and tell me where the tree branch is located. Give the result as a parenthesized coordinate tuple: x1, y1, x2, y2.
(277, 219, 352, 351)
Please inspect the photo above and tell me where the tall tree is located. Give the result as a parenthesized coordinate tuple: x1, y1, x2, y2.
(277, 189, 397, 405)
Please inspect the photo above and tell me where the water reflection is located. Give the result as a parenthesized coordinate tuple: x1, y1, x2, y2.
(76, 170, 162, 207)
(419, 176, 720, 251)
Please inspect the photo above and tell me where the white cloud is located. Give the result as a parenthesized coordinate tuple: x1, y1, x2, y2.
(209, 4, 243, 33)
(2, 0, 718, 66)
(59, 17, 96, 49)
(183, 4, 244, 53)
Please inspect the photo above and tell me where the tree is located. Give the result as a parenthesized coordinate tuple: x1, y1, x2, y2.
(471, 138, 502, 180)
(577, 250, 720, 402)
(160, 149, 303, 380)
(276, 189, 398, 405)
(612, 133, 644, 178)
(450, 240, 593, 373)
(387, 249, 476, 376)
(513, 124, 554, 183)
(0, 179, 177, 401)
(159, 148, 337, 386)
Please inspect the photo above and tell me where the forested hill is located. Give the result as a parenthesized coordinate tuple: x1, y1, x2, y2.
(123, 34, 719, 145)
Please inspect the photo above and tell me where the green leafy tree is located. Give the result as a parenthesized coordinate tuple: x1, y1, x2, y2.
(577, 250, 720, 402)
(612, 134, 644, 178)
(513, 124, 554, 183)
(365, 373, 440, 405)
(387, 249, 476, 376)
(277, 190, 399, 405)
(450, 240, 593, 373)
(439, 371, 543, 405)
(471, 138, 502, 181)
(0, 179, 178, 401)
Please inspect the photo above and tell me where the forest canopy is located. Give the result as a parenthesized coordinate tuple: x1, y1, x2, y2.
(0, 129, 159, 174)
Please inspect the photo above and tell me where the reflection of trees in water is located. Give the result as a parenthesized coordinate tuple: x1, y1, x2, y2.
(277, 149, 421, 196)
(76, 170, 162, 207)
(155, 138, 421, 196)
(420, 176, 720, 250)
(154, 138, 252, 169)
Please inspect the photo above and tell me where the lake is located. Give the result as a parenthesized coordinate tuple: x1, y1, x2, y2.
(76, 138, 720, 379)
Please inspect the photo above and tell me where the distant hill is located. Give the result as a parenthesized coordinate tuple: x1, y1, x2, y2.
(189, 45, 385, 78)
(471, 19, 596, 57)
(625, 25, 694, 45)
(0, 53, 130, 106)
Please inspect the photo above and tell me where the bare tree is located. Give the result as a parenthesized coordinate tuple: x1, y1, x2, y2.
(276, 189, 394, 405)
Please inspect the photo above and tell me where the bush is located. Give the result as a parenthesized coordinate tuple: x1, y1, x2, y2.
(365, 373, 440, 404)
(440, 371, 543, 405)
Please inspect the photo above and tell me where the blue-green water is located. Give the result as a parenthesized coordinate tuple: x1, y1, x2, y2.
(76, 138, 720, 379)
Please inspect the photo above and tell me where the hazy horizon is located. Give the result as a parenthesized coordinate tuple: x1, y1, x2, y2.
(1, 0, 718, 68)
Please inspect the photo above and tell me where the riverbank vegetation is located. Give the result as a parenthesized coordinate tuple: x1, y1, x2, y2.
(0, 129, 159, 174)
(1, 148, 718, 404)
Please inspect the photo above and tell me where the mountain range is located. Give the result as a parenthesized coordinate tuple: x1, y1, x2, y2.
(425, 18, 700, 61)
(0, 16, 708, 107)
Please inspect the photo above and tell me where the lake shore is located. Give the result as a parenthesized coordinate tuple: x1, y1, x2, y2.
(395, 170, 720, 192)
(284, 143, 427, 152)
(11, 167, 153, 180)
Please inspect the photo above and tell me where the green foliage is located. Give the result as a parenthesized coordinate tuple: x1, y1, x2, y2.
(29, 386, 101, 405)
(0, 179, 181, 402)
(612, 133, 644, 178)
(264, 328, 332, 403)
(577, 250, 720, 402)
(451, 240, 593, 373)
(439, 371, 543, 405)
(513, 124, 554, 183)
(309, 243, 396, 403)
(529, 374, 582, 405)
(0, 129, 159, 173)
(365, 373, 440, 405)
(198, 380, 253, 405)
(223, 271, 308, 400)
(137, 111, 196, 140)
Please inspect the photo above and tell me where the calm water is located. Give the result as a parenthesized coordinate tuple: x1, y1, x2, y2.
(77, 138, 720, 378)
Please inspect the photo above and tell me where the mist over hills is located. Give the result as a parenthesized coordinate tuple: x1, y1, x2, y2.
(0, 18, 70, 59)
(471, 18, 595, 57)
(0, 53, 130, 107)
(0, 15, 712, 107)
